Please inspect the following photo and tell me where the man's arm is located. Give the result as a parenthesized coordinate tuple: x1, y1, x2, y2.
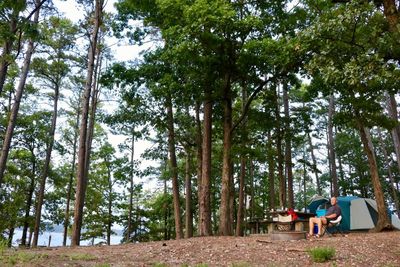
(323, 213, 337, 219)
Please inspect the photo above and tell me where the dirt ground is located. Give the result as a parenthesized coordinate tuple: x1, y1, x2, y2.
(2, 231, 400, 266)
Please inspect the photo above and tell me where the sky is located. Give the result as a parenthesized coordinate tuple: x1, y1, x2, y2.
(53, 0, 159, 191)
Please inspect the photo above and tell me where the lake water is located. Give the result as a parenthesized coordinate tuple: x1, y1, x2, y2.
(12, 230, 123, 247)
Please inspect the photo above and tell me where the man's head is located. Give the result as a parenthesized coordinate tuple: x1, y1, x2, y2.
(330, 197, 337, 205)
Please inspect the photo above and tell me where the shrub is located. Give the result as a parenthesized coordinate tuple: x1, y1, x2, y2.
(307, 246, 336, 263)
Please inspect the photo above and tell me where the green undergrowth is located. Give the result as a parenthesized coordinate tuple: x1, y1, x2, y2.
(62, 252, 97, 261)
(307, 246, 336, 263)
(0, 251, 49, 266)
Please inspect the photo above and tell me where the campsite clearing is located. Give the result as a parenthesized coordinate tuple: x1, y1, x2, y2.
(2, 231, 400, 266)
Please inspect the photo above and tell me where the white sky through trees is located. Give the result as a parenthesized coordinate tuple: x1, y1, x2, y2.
(53, 0, 157, 191)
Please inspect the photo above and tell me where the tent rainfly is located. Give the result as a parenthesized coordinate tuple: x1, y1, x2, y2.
(307, 196, 400, 231)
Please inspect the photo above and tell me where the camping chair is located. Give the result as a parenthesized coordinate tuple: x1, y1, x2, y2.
(322, 215, 344, 236)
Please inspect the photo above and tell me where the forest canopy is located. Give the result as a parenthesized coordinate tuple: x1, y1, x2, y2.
(0, 0, 399, 246)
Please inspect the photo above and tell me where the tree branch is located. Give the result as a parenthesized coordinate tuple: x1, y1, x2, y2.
(26, 0, 49, 21)
(231, 77, 273, 134)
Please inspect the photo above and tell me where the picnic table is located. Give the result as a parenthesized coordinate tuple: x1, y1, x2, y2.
(247, 210, 316, 234)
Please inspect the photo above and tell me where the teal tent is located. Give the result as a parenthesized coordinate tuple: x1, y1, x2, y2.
(307, 196, 400, 231)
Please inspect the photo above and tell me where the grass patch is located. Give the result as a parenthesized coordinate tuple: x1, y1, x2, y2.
(64, 253, 97, 261)
(0, 252, 49, 265)
(307, 246, 336, 263)
(0, 239, 8, 255)
(232, 262, 252, 267)
(94, 264, 111, 267)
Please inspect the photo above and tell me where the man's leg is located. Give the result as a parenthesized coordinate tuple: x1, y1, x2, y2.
(309, 217, 320, 236)
(317, 217, 327, 236)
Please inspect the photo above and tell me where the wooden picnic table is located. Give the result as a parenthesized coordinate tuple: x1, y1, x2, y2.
(247, 211, 316, 234)
(266, 210, 316, 219)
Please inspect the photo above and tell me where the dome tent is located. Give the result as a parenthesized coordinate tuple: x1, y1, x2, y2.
(307, 196, 400, 231)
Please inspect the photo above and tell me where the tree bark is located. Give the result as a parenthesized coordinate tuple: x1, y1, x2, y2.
(307, 132, 321, 196)
(0, 0, 41, 187)
(163, 174, 168, 240)
(386, 94, 400, 180)
(356, 119, 391, 231)
(71, 0, 102, 246)
(328, 93, 339, 197)
(199, 88, 212, 236)
(382, 0, 399, 31)
(236, 155, 246, 236)
(7, 227, 14, 248)
(184, 147, 193, 238)
(107, 164, 112, 246)
(21, 160, 36, 247)
(250, 161, 255, 218)
(0, 12, 18, 96)
(302, 148, 307, 209)
(195, 101, 203, 235)
(219, 73, 233, 236)
(63, 109, 79, 246)
(267, 131, 275, 210)
(377, 128, 400, 218)
(236, 85, 248, 236)
(274, 85, 285, 208)
(33, 82, 60, 247)
(127, 134, 135, 242)
(337, 153, 345, 196)
(283, 82, 294, 208)
(166, 93, 183, 239)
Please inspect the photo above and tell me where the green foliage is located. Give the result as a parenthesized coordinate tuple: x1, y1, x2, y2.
(0, 252, 49, 266)
(0, 239, 8, 255)
(64, 253, 97, 261)
(307, 246, 336, 263)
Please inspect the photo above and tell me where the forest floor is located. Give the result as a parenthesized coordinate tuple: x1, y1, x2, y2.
(1, 230, 400, 266)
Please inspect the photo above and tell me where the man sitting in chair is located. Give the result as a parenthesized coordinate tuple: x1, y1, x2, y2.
(308, 197, 341, 238)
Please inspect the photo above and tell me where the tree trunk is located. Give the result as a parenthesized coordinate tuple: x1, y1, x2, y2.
(195, 101, 203, 235)
(0, 13, 18, 96)
(236, 83, 248, 236)
(386, 94, 400, 180)
(0, 0, 42, 187)
(307, 132, 321, 195)
(229, 165, 234, 235)
(283, 83, 294, 208)
(71, 0, 102, 246)
(328, 93, 339, 197)
(184, 148, 193, 238)
(377, 128, 400, 218)
(63, 109, 79, 246)
(274, 86, 285, 208)
(107, 165, 112, 246)
(21, 161, 36, 247)
(166, 94, 183, 239)
(219, 73, 233, 236)
(303, 147, 307, 209)
(250, 161, 255, 218)
(199, 88, 213, 236)
(127, 134, 135, 242)
(267, 131, 275, 210)
(382, 0, 399, 31)
(356, 119, 391, 231)
(7, 227, 14, 248)
(236, 155, 246, 236)
(33, 82, 60, 247)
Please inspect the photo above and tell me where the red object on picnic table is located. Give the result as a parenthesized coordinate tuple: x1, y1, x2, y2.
(287, 208, 298, 221)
